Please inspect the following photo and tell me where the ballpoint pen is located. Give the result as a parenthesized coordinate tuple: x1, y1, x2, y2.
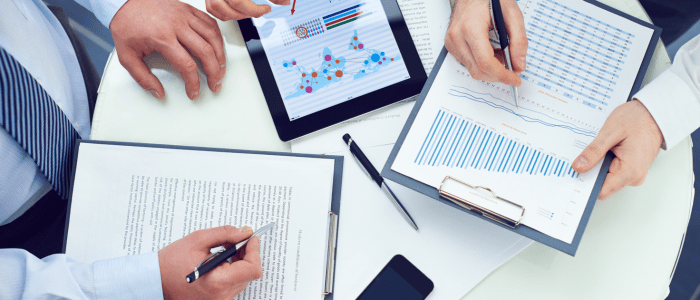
(490, 0, 520, 108)
(342, 134, 419, 231)
(186, 222, 275, 283)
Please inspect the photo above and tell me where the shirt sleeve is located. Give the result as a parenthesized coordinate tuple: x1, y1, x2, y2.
(0, 249, 164, 300)
(73, 0, 128, 28)
(633, 35, 700, 150)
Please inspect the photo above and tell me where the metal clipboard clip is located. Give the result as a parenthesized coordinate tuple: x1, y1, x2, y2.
(438, 176, 525, 228)
(322, 211, 339, 296)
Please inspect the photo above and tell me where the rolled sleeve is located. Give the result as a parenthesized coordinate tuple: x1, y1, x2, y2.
(94, 252, 164, 300)
(74, 0, 128, 28)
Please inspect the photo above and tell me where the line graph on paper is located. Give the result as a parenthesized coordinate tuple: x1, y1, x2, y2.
(413, 109, 580, 178)
(448, 86, 597, 137)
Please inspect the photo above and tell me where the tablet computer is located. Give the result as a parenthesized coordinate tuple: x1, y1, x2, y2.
(239, 0, 427, 141)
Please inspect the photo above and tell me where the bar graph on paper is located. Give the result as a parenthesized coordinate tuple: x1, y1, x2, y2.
(414, 109, 580, 178)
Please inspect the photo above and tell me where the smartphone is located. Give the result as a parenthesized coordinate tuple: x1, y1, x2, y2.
(356, 255, 434, 300)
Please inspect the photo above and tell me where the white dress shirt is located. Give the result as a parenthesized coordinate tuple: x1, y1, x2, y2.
(635, 35, 700, 150)
(1, 0, 163, 299)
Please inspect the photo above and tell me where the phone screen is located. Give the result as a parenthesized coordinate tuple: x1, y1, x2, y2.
(356, 255, 433, 300)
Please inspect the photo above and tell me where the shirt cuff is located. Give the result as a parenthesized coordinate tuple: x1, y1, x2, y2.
(89, 0, 128, 28)
(633, 71, 700, 150)
(93, 252, 164, 300)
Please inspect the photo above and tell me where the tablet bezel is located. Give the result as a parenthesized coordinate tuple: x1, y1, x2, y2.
(239, 0, 427, 141)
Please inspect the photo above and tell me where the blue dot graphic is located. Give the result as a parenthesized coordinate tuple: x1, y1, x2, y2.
(380, 52, 385, 56)
(364, 60, 369, 64)
(371, 54, 380, 62)
(283, 63, 288, 67)
(362, 70, 365, 73)
(323, 69, 327, 73)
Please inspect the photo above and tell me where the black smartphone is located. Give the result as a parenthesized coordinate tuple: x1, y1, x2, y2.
(356, 255, 434, 300)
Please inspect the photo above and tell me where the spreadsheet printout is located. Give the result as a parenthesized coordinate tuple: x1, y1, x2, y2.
(391, 0, 655, 244)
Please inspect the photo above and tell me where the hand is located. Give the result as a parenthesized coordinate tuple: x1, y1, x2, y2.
(206, 0, 290, 21)
(572, 100, 664, 200)
(158, 226, 263, 300)
(445, 0, 527, 86)
(110, 0, 227, 100)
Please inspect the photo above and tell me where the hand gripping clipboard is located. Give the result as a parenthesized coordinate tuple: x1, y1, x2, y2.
(381, 0, 661, 256)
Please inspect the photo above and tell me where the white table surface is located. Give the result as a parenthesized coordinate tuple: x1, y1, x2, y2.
(91, 0, 694, 298)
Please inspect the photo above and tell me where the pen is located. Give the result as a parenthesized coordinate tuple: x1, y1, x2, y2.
(342, 134, 419, 231)
(186, 222, 275, 283)
(490, 0, 519, 108)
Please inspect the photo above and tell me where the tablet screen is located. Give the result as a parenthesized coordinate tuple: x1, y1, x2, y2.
(251, 0, 411, 121)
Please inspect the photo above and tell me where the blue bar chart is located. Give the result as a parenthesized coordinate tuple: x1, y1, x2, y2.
(414, 110, 580, 178)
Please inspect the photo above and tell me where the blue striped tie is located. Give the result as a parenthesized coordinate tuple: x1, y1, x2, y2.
(0, 47, 80, 199)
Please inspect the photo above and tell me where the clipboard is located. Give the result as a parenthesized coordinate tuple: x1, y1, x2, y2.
(382, 0, 662, 256)
(62, 140, 343, 298)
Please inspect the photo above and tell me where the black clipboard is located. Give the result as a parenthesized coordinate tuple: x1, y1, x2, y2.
(381, 0, 662, 256)
(62, 140, 344, 298)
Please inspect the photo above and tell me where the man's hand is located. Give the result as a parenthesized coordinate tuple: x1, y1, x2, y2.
(206, 0, 290, 21)
(158, 226, 263, 300)
(111, 0, 227, 100)
(445, 0, 527, 86)
(572, 100, 664, 200)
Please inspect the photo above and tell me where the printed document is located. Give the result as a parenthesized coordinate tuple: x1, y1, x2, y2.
(65, 143, 336, 300)
(391, 0, 655, 243)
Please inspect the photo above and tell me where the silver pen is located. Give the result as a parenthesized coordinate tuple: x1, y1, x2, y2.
(342, 134, 419, 231)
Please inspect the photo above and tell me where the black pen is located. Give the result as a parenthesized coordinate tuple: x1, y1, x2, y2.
(490, 0, 520, 108)
(186, 222, 274, 283)
(342, 134, 418, 230)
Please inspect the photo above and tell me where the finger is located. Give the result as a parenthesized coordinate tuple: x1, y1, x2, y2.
(269, 0, 290, 5)
(597, 157, 632, 200)
(158, 42, 202, 100)
(177, 28, 223, 93)
(502, 0, 528, 72)
(193, 225, 254, 251)
(465, 24, 521, 86)
(189, 9, 227, 73)
(228, 0, 271, 18)
(221, 236, 263, 283)
(116, 47, 165, 99)
(208, 0, 247, 21)
(572, 123, 622, 173)
(446, 27, 495, 82)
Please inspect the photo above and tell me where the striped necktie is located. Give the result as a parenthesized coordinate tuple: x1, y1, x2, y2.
(0, 47, 80, 199)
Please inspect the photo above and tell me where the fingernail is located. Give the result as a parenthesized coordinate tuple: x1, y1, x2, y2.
(190, 91, 199, 100)
(519, 56, 526, 70)
(214, 81, 222, 93)
(149, 89, 162, 99)
(573, 156, 587, 169)
(241, 226, 253, 233)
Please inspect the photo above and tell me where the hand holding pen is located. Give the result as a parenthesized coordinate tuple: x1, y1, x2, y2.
(445, 0, 528, 97)
(158, 225, 264, 299)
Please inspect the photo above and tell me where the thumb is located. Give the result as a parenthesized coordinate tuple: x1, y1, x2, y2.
(573, 130, 620, 173)
(195, 225, 254, 251)
(503, 0, 528, 72)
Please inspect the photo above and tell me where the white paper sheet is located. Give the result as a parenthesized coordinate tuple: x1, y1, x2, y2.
(397, 0, 452, 75)
(65, 143, 336, 300)
(391, 0, 656, 244)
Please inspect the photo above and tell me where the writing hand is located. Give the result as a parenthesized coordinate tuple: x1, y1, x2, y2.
(572, 100, 664, 200)
(158, 226, 262, 299)
(445, 0, 527, 86)
(110, 0, 226, 100)
(206, 0, 290, 21)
